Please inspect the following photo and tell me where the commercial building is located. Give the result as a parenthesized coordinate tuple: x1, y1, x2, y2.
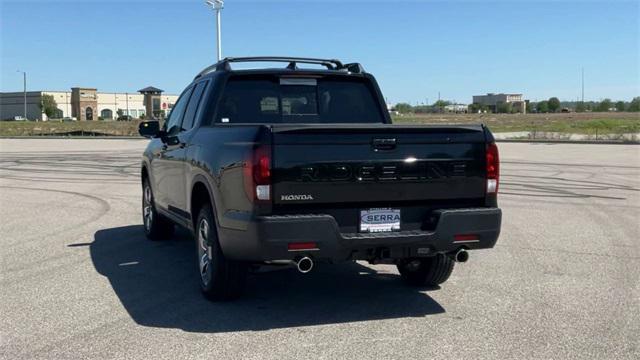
(472, 93, 526, 113)
(0, 86, 178, 121)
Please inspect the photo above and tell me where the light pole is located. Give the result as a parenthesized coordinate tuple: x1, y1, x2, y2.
(16, 70, 27, 120)
(205, 0, 224, 61)
(581, 67, 584, 103)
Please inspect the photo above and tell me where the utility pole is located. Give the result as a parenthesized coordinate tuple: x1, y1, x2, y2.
(581, 67, 584, 103)
(17, 70, 27, 120)
(205, 1, 224, 61)
(216, 2, 222, 60)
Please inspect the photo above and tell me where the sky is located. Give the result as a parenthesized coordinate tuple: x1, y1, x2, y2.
(1, 0, 638, 104)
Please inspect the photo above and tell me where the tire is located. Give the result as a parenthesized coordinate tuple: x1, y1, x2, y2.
(195, 204, 247, 301)
(397, 254, 455, 286)
(142, 178, 174, 240)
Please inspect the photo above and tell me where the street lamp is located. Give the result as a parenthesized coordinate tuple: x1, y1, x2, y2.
(16, 70, 27, 120)
(204, 0, 224, 61)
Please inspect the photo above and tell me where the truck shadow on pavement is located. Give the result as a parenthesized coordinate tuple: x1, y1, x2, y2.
(91, 225, 445, 333)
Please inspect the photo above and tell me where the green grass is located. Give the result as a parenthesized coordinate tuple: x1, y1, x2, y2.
(392, 112, 640, 135)
(568, 119, 640, 134)
(481, 118, 640, 134)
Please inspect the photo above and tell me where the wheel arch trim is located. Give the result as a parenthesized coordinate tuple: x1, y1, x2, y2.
(190, 174, 219, 230)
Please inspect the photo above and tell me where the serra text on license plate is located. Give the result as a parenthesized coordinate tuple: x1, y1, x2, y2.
(360, 208, 401, 233)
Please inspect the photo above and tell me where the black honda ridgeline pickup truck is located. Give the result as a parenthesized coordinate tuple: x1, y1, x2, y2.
(138, 57, 501, 300)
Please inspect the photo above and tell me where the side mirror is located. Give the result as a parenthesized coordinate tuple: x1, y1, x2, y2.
(138, 121, 160, 138)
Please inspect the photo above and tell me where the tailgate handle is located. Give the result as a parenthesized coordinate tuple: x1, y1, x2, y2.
(372, 138, 397, 151)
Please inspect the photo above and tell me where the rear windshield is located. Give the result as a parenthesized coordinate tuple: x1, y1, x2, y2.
(214, 76, 385, 124)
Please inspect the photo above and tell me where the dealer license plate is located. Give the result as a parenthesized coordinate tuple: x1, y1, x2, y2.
(360, 208, 401, 233)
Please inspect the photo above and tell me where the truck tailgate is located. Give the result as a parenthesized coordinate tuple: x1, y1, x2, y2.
(271, 124, 487, 206)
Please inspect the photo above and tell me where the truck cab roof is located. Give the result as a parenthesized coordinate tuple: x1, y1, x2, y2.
(194, 56, 367, 81)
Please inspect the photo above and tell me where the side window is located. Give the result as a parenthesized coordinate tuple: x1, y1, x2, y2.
(165, 86, 193, 135)
(182, 81, 208, 131)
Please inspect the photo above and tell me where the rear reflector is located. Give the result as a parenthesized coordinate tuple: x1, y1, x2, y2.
(454, 234, 479, 243)
(287, 242, 318, 251)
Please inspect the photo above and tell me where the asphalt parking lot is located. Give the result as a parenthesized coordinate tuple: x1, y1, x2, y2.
(0, 138, 638, 360)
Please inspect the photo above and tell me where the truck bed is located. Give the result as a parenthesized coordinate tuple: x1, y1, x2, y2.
(268, 123, 491, 233)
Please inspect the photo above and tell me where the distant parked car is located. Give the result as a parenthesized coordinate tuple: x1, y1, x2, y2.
(62, 117, 77, 122)
(117, 115, 133, 121)
(13, 116, 26, 121)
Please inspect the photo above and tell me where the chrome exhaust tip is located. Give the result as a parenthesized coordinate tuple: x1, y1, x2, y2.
(296, 256, 314, 273)
(454, 249, 469, 263)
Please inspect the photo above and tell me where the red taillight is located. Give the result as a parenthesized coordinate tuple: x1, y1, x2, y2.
(287, 242, 318, 251)
(243, 145, 271, 201)
(255, 155, 271, 185)
(486, 142, 499, 194)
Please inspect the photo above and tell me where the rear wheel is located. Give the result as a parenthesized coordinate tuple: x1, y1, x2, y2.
(142, 179, 174, 240)
(397, 254, 455, 286)
(196, 204, 247, 301)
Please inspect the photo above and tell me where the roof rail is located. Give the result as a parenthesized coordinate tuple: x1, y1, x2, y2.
(195, 56, 364, 79)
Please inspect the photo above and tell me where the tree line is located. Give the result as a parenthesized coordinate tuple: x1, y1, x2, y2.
(528, 97, 640, 113)
(394, 100, 454, 114)
(393, 97, 640, 114)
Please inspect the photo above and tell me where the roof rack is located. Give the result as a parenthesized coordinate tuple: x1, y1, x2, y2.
(195, 56, 364, 79)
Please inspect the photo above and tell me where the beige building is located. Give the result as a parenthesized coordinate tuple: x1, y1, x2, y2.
(1, 86, 178, 121)
(472, 93, 526, 113)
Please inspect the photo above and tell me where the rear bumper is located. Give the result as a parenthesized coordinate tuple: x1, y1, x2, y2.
(218, 207, 501, 262)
